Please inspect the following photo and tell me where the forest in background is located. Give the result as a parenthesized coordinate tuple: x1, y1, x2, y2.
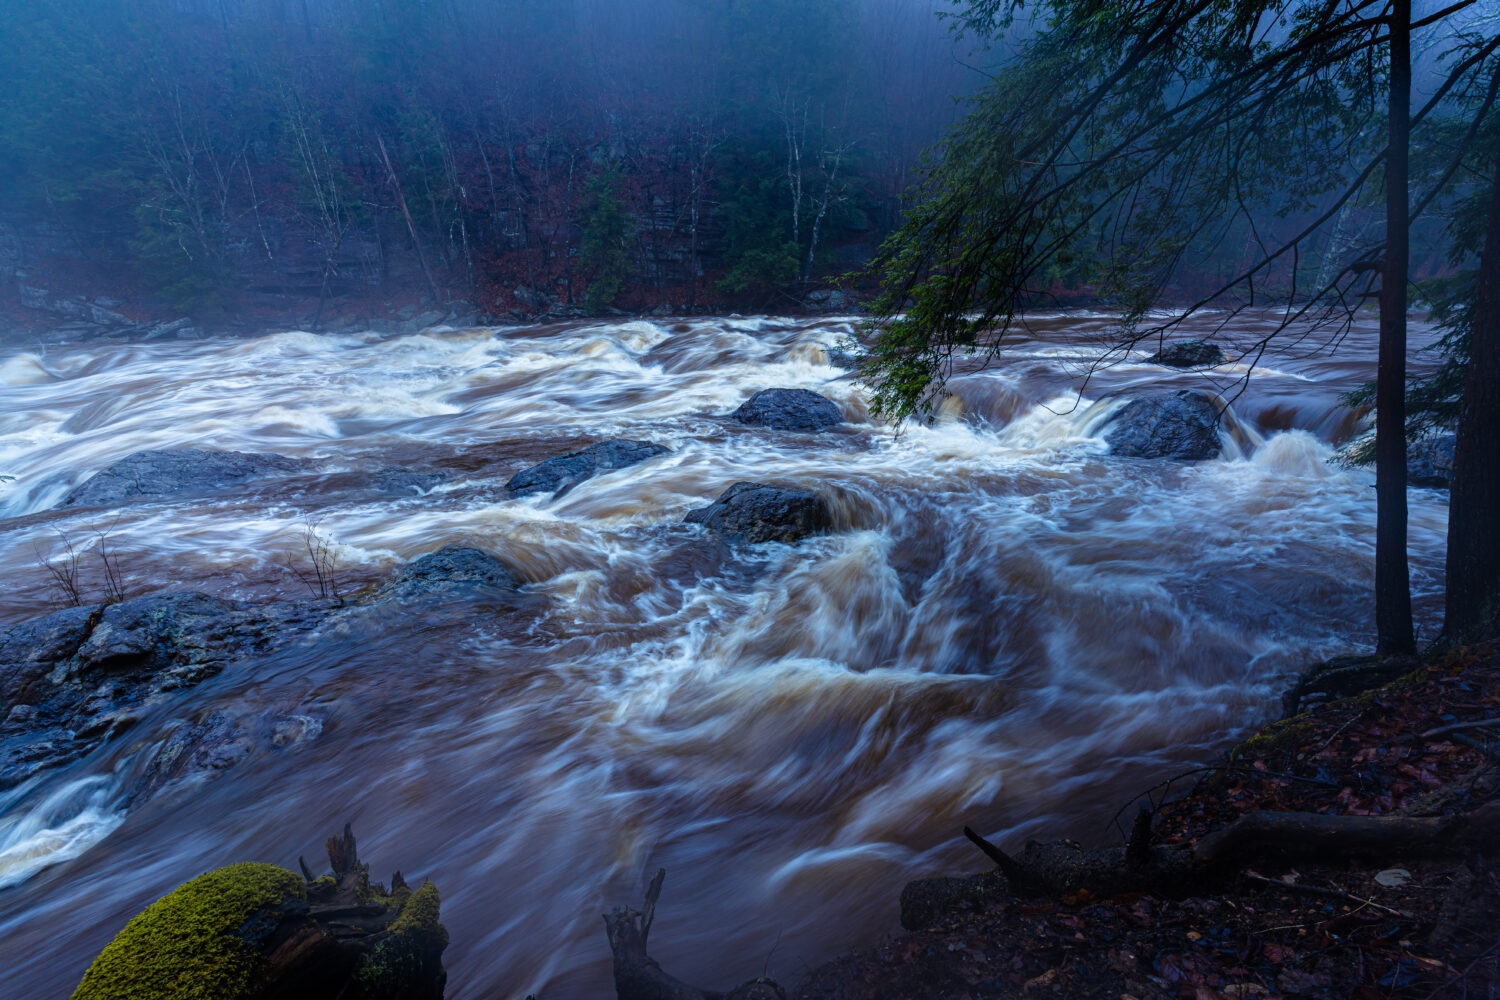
(0, 0, 974, 326)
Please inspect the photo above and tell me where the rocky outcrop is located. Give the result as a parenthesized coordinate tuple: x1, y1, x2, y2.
(683, 482, 832, 544)
(1407, 433, 1455, 488)
(1103, 391, 1223, 460)
(1145, 339, 1224, 368)
(507, 440, 670, 498)
(71, 827, 447, 1000)
(0, 547, 528, 789)
(731, 389, 843, 432)
(0, 592, 331, 789)
(61, 449, 309, 508)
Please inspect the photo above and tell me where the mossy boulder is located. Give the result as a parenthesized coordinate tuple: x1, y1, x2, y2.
(71, 827, 447, 1000)
(72, 863, 307, 1000)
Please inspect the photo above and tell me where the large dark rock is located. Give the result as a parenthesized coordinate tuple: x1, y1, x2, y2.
(1407, 433, 1455, 488)
(506, 440, 669, 498)
(379, 545, 525, 598)
(61, 448, 308, 507)
(731, 388, 843, 432)
(1103, 391, 1223, 460)
(684, 482, 832, 544)
(1145, 340, 1225, 368)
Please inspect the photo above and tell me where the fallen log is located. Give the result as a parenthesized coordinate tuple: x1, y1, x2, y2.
(899, 802, 1500, 930)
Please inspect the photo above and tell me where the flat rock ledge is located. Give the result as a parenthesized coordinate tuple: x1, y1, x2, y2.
(60, 448, 310, 508)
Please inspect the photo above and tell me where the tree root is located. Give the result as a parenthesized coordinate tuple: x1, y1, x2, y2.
(900, 802, 1500, 930)
(1281, 653, 1420, 715)
(605, 870, 785, 1000)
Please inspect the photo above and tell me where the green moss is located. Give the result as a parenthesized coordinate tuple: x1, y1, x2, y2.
(390, 881, 443, 936)
(72, 862, 306, 1000)
(1229, 718, 1317, 762)
(355, 882, 447, 999)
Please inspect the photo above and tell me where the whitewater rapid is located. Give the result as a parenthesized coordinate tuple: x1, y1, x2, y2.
(0, 314, 1449, 997)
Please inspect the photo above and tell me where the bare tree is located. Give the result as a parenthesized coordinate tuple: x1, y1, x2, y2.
(284, 515, 342, 602)
(35, 532, 85, 608)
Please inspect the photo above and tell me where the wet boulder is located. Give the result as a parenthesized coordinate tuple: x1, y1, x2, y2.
(684, 482, 832, 544)
(378, 546, 525, 600)
(71, 827, 447, 1000)
(1103, 391, 1223, 460)
(731, 388, 843, 432)
(1407, 433, 1455, 488)
(507, 440, 669, 498)
(1145, 340, 1224, 368)
(61, 449, 308, 508)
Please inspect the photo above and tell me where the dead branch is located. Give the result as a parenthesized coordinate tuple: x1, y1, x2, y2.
(604, 871, 786, 1000)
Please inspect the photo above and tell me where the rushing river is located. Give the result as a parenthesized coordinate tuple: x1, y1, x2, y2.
(0, 313, 1449, 998)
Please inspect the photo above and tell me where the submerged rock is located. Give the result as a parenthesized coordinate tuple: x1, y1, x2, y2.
(684, 482, 832, 544)
(507, 439, 669, 498)
(1145, 339, 1224, 368)
(731, 388, 843, 432)
(61, 449, 308, 508)
(1407, 433, 1455, 488)
(1103, 391, 1222, 460)
(367, 468, 446, 496)
(71, 827, 447, 1000)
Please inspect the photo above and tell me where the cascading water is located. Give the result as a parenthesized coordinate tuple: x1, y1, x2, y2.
(0, 314, 1448, 998)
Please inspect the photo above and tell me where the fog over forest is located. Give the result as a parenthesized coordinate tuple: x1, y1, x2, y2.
(1, 0, 979, 327)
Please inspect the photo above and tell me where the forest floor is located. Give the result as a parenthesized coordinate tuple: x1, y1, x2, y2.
(796, 645, 1500, 1000)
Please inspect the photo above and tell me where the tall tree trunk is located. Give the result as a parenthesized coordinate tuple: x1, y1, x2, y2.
(1442, 139, 1500, 643)
(377, 133, 442, 305)
(1376, 0, 1415, 656)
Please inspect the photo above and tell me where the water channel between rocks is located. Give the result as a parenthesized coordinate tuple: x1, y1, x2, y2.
(0, 313, 1450, 998)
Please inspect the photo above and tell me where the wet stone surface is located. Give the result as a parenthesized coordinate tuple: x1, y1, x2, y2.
(731, 388, 844, 432)
(59, 448, 311, 508)
(507, 440, 670, 498)
(684, 481, 833, 544)
(1104, 390, 1223, 460)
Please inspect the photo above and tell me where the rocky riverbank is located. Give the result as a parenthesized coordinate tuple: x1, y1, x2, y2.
(771, 646, 1500, 1000)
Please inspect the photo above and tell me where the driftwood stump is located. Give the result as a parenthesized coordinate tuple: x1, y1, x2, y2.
(605, 869, 786, 1000)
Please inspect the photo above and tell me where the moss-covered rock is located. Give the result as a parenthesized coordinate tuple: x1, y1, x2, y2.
(71, 828, 447, 1000)
(72, 862, 307, 1000)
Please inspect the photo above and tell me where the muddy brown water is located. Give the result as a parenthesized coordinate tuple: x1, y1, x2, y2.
(0, 313, 1449, 997)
